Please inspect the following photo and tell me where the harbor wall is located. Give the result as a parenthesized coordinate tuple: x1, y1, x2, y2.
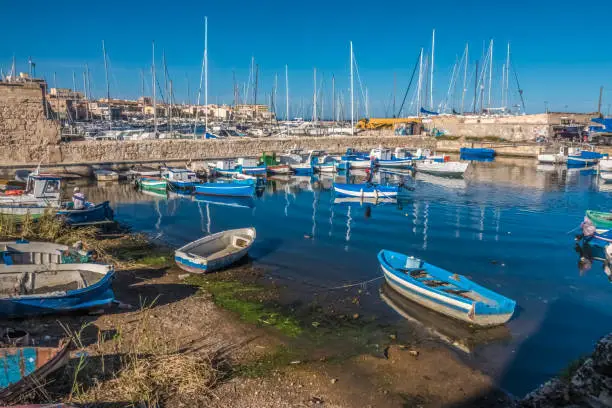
(0, 82, 60, 163)
(429, 114, 551, 141)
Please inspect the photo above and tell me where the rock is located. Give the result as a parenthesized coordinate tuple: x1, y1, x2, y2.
(520, 333, 612, 408)
(389, 334, 397, 340)
(290, 360, 302, 365)
(309, 397, 324, 405)
(409, 350, 419, 358)
(352, 313, 360, 319)
(331, 378, 338, 384)
(178, 274, 190, 280)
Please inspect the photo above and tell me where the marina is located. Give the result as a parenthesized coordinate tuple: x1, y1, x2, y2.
(66, 157, 612, 397)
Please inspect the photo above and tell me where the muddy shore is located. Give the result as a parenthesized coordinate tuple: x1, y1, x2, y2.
(0, 224, 523, 407)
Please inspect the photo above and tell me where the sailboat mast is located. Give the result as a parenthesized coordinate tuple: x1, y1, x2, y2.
(285, 64, 289, 121)
(102, 40, 111, 128)
(350, 41, 354, 135)
(169, 79, 173, 132)
(152, 41, 157, 135)
(204, 16, 208, 134)
(430, 29, 435, 109)
(332, 74, 335, 123)
(505, 42, 510, 109)
(461, 43, 468, 114)
(140, 69, 145, 114)
(417, 48, 423, 117)
(488, 39, 493, 109)
(313, 68, 317, 124)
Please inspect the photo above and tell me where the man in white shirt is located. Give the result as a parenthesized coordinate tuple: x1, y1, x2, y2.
(72, 187, 86, 210)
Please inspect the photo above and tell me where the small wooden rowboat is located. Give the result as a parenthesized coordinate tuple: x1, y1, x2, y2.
(378, 250, 516, 327)
(0, 263, 115, 318)
(175, 228, 256, 273)
(0, 340, 70, 404)
(586, 210, 612, 229)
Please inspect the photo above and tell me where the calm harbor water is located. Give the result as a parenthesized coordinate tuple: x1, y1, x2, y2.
(80, 158, 612, 396)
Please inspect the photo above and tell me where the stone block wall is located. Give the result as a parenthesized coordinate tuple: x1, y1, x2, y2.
(0, 82, 60, 163)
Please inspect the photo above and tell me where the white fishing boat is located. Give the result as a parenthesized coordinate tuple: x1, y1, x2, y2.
(415, 160, 469, 177)
(174, 227, 256, 273)
(537, 146, 569, 164)
(0, 174, 62, 219)
(600, 172, 612, 182)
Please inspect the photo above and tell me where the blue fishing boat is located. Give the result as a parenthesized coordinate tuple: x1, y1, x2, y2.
(291, 163, 314, 175)
(459, 147, 496, 159)
(567, 149, 607, 167)
(0, 341, 70, 403)
(378, 250, 516, 327)
(57, 201, 114, 226)
(333, 183, 400, 198)
(0, 263, 115, 318)
(161, 168, 201, 190)
(175, 227, 256, 274)
(239, 165, 267, 175)
(195, 181, 255, 197)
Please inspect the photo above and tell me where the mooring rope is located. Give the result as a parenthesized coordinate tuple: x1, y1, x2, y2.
(326, 276, 384, 290)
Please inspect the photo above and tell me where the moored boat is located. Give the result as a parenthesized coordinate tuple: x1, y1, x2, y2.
(175, 227, 256, 273)
(378, 250, 516, 327)
(0, 240, 91, 265)
(459, 147, 496, 159)
(137, 177, 167, 193)
(415, 160, 469, 177)
(56, 201, 114, 226)
(600, 172, 612, 182)
(94, 169, 119, 182)
(194, 181, 255, 197)
(599, 158, 612, 172)
(0, 174, 62, 219)
(0, 341, 70, 404)
(333, 183, 400, 198)
(0, 263, 115, 318)
(586, 210, 612, 229)
(161, 168, 201, 190)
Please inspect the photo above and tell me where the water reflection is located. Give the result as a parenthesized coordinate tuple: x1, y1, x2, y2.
(380, 282, 511, 353)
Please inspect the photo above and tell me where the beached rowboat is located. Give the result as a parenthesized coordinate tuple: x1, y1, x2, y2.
(0, 263, 115, 318)
(378, 250, 516, 327)
(0, 341, 70, 404)
(175, 227, 256, 273)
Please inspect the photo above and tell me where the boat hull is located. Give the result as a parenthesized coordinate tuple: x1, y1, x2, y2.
(537, 154, 567, 164)
(57, 201, 114, 226)
(567, 156, 598, 166)
(291, 165, 313, 176)
(415, 161, 469, 177)
(194, 183, 255, 197)
(267, 165, 292, 175)
(0, 264, 115, 318)
(174, 227, 255, 273)
(333, 183, 399, 198)
(599, 159, 612, 171)
(459, 148, 496, 158)
(382, 269, 513, 327)
(241, 166, 267, 175)
(139, 178, 167, 192)
(375, 159, 413, 168)
(586, 210, 612, 229)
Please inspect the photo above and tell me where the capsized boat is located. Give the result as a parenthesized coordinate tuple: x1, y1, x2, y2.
(0, 263, 115, 318)
(378, 250, 516, 327)
(333, 183, 400, 198)
(195, 181, 255, 197)
(0, 240, 91, 265)
(586, 210, 612, 229)
(175, 227, 256, 273)
(0, 341, 70, 404)
(415, 160, 469, 177)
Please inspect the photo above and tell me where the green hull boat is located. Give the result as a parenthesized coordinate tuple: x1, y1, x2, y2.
(586, 210, 612, 228)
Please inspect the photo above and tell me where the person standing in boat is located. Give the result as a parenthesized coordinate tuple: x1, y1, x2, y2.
(72, 187, 86, 210)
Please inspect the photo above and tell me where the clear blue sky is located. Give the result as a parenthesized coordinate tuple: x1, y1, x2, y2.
(2, 0, 612, 117)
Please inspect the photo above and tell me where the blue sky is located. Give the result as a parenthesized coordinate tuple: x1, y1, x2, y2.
(2, 0, 612, 117)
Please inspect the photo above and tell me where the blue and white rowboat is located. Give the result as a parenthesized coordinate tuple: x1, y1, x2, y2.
(378, 250, 516, 327)
(333, 183, 399, 199)
(175, 227, 256, 274)
(240, 165, 267, 175)
(0, 263, 115, 318)
(195, 182, 255, 197)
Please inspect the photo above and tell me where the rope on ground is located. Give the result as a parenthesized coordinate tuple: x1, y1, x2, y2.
(326, 276, 384, 290)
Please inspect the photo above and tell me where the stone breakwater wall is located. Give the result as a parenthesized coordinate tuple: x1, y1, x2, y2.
(0, 82, 59, 163)
(25, 135, 437, 166)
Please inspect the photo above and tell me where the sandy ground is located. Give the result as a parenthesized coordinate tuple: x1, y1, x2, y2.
(2, 256, 513, 407)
